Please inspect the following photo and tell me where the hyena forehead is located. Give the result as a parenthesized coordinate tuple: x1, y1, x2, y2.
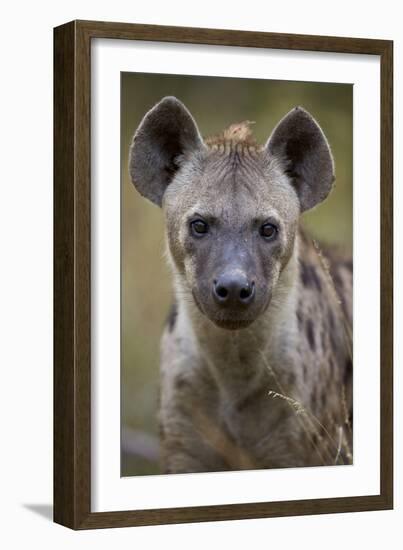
(163, 133, 300, 225)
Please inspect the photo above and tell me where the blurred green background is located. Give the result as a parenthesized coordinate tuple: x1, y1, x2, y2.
(121, 72, 353, 476)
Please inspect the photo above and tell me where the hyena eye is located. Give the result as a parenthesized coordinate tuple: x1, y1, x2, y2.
(259, 222, 278, 240)
(190, 219, 209, 236)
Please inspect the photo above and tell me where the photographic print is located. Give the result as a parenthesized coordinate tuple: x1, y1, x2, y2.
(121, 73, 353, 477)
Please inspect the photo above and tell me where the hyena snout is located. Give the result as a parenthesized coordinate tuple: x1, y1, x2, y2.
(212, 271, 255, 308)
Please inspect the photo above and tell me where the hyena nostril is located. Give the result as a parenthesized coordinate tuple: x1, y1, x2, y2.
(239, 281, 255, 302)
(217, 286, 229, 299)
(213, 279, 229, 299)
(240, 284, 252, 300)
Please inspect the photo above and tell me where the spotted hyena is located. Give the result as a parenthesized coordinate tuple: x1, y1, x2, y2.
(129, 96, 353, 473)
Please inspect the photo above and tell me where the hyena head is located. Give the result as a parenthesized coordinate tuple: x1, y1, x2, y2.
(129, 97, 334, 330)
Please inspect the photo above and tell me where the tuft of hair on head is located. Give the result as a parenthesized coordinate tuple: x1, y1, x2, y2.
(205, 120, 259, 148)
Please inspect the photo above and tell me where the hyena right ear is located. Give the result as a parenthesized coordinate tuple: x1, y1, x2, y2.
(129, 96, 204, 207)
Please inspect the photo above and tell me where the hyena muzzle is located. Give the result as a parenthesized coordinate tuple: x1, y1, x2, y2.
(129, 96, 353, 473)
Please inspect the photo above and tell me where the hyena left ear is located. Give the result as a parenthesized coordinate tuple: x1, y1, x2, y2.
(265, 107, 335, 212)
(129, 96, 204, 207)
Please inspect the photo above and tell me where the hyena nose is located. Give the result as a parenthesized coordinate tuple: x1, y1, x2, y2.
(213, 273, 255, 307)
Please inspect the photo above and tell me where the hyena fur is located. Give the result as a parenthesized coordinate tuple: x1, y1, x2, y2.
(129, 96, 353, 473)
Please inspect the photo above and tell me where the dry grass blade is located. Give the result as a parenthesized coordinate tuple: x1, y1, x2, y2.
(258, 349, 333, 466)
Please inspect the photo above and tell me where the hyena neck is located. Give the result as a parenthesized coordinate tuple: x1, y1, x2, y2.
(174, 243, 300, 400)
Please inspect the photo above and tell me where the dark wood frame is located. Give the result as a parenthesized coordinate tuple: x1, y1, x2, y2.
(54, 19, 393, 530)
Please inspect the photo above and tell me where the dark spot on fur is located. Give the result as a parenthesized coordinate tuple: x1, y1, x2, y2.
(288, 372, 296, 386)
(321, 390, 327, 408)
(166, 302, 177, 332)
(303, 364, 308, 381)
(311, 433, 318, 447)
(300, 261, 310, 286)
(175, 375, 189, 390)
(300, 261, 322, 292)
(297, 309, 304, 329)
(306, 319, 315, 350)
(344, 358, 353, 385)
(344, 259, 353, 272)
(239, 352, 253, 366)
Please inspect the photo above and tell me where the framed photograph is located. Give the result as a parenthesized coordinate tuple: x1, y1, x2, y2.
(54, 20, 393, 529)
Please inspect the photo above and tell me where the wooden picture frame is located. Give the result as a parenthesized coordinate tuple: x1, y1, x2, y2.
(54, 19, 393, 529)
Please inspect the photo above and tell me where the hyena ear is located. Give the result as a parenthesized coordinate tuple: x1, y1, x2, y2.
(265, 107, 335, 212)
(129, 96, 204, 206)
